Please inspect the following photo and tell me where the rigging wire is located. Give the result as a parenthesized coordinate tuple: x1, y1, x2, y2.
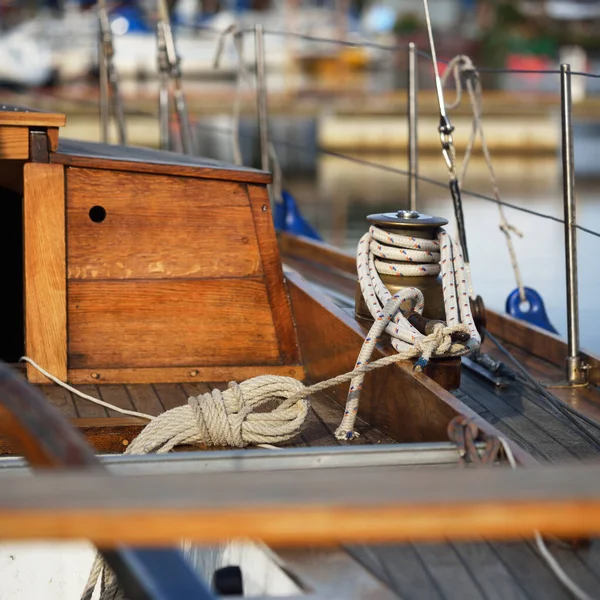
(484, 329, 600, 448)
(188, 23, 600, 80)
(35, 87, 600, 240)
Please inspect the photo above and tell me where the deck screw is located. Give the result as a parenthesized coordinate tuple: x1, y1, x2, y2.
(122, 439, 129, 446)
(261, 205, 267, 211)
(190, 370, 198, 377)
(91, 372, 100, 380)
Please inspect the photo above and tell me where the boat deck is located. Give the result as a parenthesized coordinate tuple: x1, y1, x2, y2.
(34, 380, 394, 449)
(269, 279, 600, 599)
(29, 355, 600, 599)
(347, 341, 600, 600)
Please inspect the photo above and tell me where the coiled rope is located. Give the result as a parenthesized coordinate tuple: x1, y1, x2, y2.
(334, 224, 480, 440)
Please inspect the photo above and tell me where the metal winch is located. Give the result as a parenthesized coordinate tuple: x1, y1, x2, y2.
(355, 209, 448, 322)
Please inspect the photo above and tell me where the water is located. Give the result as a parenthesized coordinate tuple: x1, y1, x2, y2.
(285, 153, 600, 355)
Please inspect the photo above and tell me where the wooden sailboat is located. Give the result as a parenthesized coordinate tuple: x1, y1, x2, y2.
(1, 102, 600, 599)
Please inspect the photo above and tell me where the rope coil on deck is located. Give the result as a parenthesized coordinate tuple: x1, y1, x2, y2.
(125, 376, 308, 453)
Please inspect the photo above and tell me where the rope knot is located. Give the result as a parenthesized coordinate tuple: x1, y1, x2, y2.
(123, 376, 310, 455)
(188, 384, 247, 448)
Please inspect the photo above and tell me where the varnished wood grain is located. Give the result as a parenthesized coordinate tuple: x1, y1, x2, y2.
(73, 417, 147, 453)
(285, 271, 532, 465)
(52, 138, 271, 184)
(68, 279, 283, 370)
(67, 168, 262, 280)
(248, 185, 301, 365)
(486, 309, 600, 385)
(23, 163, 66, 383)
(278, 231, 356, 274)
(0, 126, 29, 159)
(0, 109, 65, 128)
(47, 127, 59, 152)
(0, 417, 145, 455)
(67, 364, 305, 384)
(3, 463, 600, 544)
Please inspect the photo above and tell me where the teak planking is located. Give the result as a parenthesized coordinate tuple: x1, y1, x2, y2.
(486, 309, 600, 385)
(2, 464, 600, 544)
(0, 127, 29, 159)
(68, 279, 283, 369)
(23, 163, 67, 383)
(67, 168, 262, 280)
(248, 185, 301, 364)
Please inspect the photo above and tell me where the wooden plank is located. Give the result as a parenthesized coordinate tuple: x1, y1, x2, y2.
(0, 110, 65, 128)
(71, 384, 107, 418)
(0, 126, 29, 159)
(278, 231, 356, 275)
(126, 385, 164, 417)
(452, 387, 556, 463)
(66, 168, 262, 280)
(486, 309, 600, 385)
(490, 541, 572, 599)
(297, 407, 331, 447)
(285, 271, 533, 465)
(451, 540, 529, 600)
(484, 338, 600, 427)
(310, 392, 395, 445)
(98, 384, 136, 418)
(73, 417, 146, 453)
(47, 127, 59, 152)
(68, 364, 305, 384)
(68, 279, 282, 369)
(275, 548, 398, 600)
(5, 463, 600, 544)
(411, 543, 486, 599)
(153, 383, 190, 411)
(38, 385, 77, 418)
(23, 163, 66, 383)
(180, 382, 212, 397)
(575, 539, 600, 582)
(525, 539, 600, 595)
(52, 138, 271, 184)
(248, 185, 302, 365)
(346, 544, 443, 599)
(458, 376, 581, 462)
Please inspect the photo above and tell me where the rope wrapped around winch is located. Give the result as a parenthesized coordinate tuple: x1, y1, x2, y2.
(335, 224, 481, 441)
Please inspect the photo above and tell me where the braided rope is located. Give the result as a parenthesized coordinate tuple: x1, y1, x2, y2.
(335, 224, 480, 440)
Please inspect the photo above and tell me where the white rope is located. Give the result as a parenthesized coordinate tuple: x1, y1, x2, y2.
(441, 55, 527, 303)
(19, 357, 153, 420)
(335, 224, 480, 440)
(499, 438, 596, 600)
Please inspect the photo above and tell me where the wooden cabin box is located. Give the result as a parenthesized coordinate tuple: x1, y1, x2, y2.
(0, 107, 302, 385)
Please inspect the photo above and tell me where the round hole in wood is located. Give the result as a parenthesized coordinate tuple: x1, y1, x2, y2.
(89, 205, 107, 223)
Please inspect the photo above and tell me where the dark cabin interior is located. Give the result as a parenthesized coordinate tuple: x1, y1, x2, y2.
(0, 185, 24, 363)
